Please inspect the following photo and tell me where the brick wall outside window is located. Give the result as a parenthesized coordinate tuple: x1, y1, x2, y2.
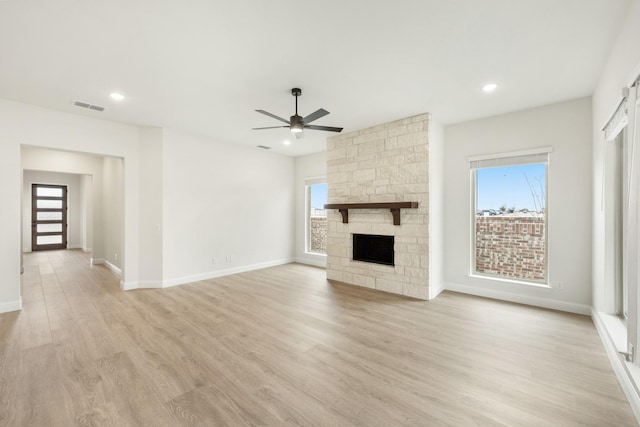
(475, 215, 545, 281)
(310, 216, 327, 254)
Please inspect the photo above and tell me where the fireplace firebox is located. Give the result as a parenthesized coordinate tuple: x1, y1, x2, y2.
(352, 234, 394, 266)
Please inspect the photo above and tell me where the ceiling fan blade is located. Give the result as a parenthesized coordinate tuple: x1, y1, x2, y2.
(305, 125, 343, 133)
(255, 110, 290, 125)
(252, 126, 289, 130)
(295, 131, 304, 140)
(302, 108, 329, 124)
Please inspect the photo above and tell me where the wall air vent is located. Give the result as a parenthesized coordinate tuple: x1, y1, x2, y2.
(72, 100, 106, 112)
(256, 145, 271, 150)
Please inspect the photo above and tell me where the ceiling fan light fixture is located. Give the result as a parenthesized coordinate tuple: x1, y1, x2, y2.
(290, 115, 304, 133)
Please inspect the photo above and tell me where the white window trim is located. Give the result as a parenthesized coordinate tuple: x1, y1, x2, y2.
(468, 146, 553, 163)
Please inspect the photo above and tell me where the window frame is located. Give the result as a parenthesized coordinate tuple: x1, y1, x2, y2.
(469, 148, 551, 286)
(305, 177, 327, 256)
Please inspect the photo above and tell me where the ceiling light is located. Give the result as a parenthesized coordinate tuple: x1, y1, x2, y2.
(482, 83, 497, 93)
(283, 140, 291, 146)
(290, 121, 303, 133)
(109, 92, 125, 101)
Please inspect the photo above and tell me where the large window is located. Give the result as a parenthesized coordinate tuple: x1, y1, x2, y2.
(471, 151, 549, 283)
(307, 181, 327, 254)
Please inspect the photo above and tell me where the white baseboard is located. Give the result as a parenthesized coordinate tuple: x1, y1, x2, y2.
(121, 280, 162, 291)
(592, 309, 640, 424)
(120, 258, 295, 290)
(295, 257, 327, 268)
(444, 281, 591, 315)
(104, 260, 122, 278)
(91, 258, 122, 278)
(0, 297, 22, 314)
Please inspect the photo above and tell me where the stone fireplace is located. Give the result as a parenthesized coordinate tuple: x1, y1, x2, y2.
(325, 113, 434, 299)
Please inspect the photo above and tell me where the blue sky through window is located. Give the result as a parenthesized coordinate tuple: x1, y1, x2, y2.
(310, 183, 327, 209)
(476, 163, 545, 211)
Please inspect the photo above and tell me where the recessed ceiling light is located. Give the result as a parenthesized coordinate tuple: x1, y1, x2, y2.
(283, 140, 291, 146)
(109, 92, 125, 101)
(482, 83, 497, 93)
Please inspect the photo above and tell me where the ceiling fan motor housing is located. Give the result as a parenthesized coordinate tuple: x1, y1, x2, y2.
(290, 114, 304, 132)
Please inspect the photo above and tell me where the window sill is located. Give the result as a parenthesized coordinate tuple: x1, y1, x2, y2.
(598, 312, 628, 353)
(467, 273, 551, 289)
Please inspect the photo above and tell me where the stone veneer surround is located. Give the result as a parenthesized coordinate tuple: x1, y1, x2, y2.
(326, 113, 430, 299)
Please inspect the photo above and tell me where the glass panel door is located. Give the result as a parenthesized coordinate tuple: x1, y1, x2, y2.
(32, 184, 68, 251)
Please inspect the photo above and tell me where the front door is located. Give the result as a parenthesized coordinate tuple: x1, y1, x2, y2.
(31, 184, 68, 251)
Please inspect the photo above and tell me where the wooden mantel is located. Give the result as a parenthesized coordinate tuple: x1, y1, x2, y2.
(324, 202, 419, 226)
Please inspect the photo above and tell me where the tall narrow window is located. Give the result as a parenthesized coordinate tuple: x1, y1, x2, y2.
(603, 91, 632, 319)
(307, 181, 327, 254)
(471, 150, 549, 283)
(607, 130, 627, 318)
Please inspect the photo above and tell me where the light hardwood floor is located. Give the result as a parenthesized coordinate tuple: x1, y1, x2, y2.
(0, 250, 636, 426)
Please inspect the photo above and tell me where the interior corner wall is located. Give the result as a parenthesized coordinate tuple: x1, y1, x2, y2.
(443, 97, 593, 314)
(22, 170, 82, 252)
(80, 174, 93, 252)
(0, 141, 22, 312)
(428, 118, 445, 298)
(294, 151, 327, 267)
(137, 127, 164, 285)
(592, 0, 640, 312)
(160, 129, 295, 286)
(102, 156, 124, 270)
(0, 98, 140, 313)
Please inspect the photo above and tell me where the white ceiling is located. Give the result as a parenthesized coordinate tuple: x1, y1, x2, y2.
(0, 0, 631, 156)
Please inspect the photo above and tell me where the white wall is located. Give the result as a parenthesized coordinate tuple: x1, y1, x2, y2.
(22, 170, 83, 252)
(79, 174, 93, 252)
(444, 97, 593, 314)
(429, 119, 445, 298)
(160, 129, 295, 286)
(137, 128, 164, 284)
(102, 156, 124, 271)
(294, 151, 327, 267)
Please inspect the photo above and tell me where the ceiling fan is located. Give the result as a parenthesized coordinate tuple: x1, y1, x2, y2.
(253, 88, 343, 139)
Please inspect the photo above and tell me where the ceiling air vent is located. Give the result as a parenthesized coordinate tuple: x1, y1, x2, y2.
(256, 145, 271, 150)
(72, 100, 106, 112)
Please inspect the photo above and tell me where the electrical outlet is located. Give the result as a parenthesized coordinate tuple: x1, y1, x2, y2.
(556, 281, 563, 289)
(212, 257, 216, 264)
(226, 255, 232, 263)
(114, 253, 118, 261)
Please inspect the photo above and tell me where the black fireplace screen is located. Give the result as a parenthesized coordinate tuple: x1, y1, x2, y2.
(352, 234, 394, 266)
